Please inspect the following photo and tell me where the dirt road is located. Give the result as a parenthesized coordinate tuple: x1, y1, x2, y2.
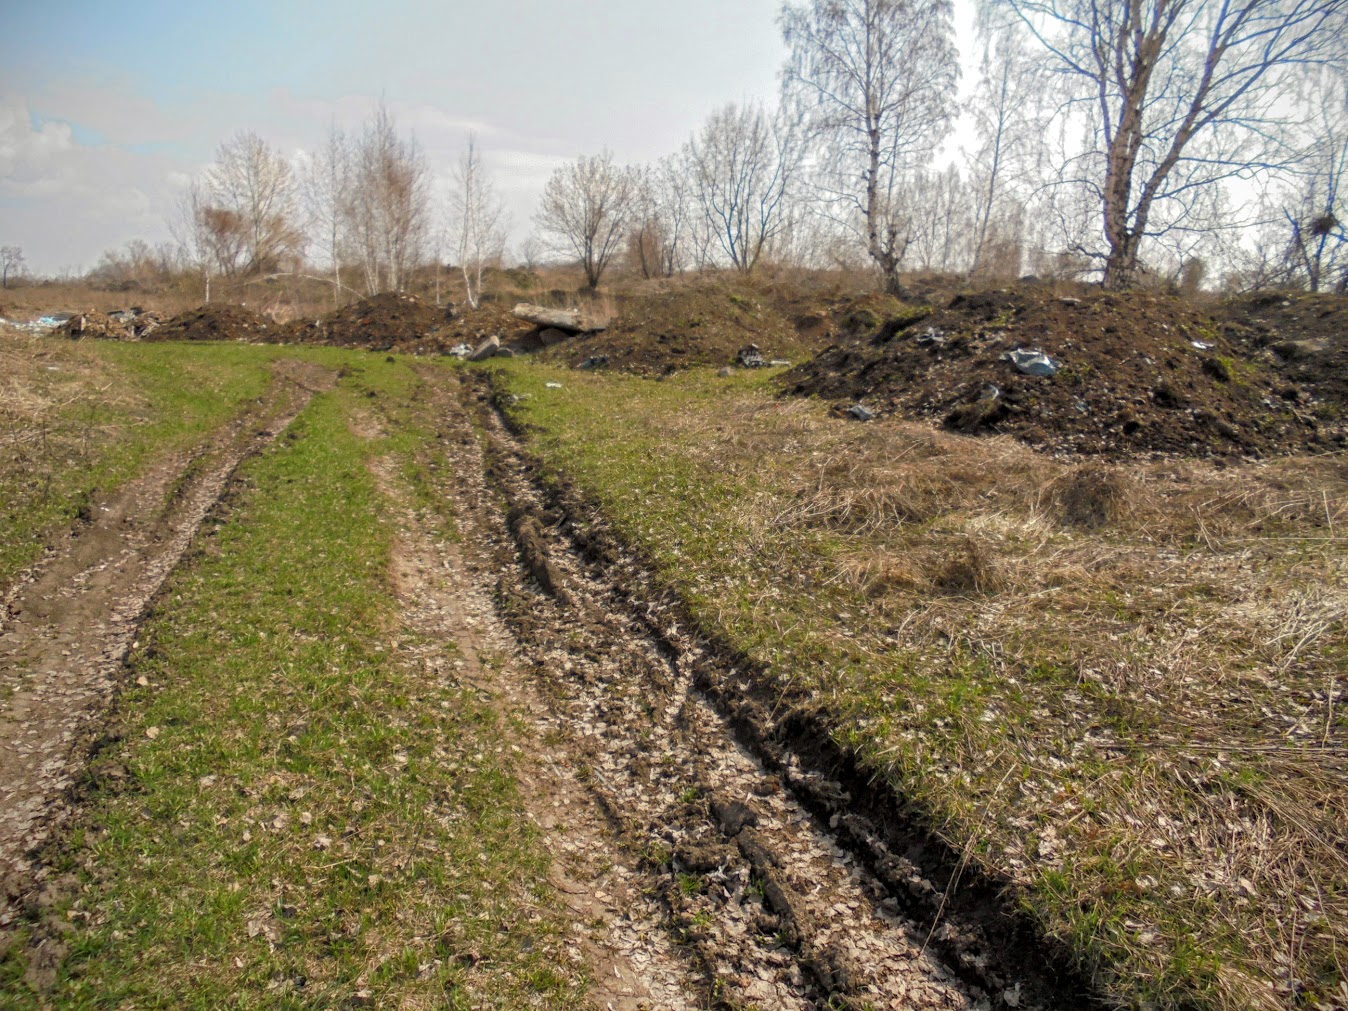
(0, 361, 332, 926)
(404, 368, 1076, 1010)
(2, 359, 1077, 1008)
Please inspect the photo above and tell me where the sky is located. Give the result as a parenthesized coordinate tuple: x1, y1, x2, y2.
(1, 0, 979, 276)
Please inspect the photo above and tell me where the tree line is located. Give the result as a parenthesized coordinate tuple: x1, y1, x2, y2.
(65, 0, 1348, 300)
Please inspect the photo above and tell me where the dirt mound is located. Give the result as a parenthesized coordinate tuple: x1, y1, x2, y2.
(148, 304, 272, 342)
(537, 281, 818, 375)
(437, 301, 538, 352)
(1218, 292, 1348, 410)
(279, 292, 454, 351)
(60, 309, 164, 341)
(784, 287, 1340, 458)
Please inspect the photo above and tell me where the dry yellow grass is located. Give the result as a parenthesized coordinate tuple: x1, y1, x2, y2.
(497, 362, 1348, 1009)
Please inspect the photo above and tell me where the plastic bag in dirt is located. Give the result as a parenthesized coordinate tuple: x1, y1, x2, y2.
(1004, 348, 1062, 377)
(846, 404, 876, 421)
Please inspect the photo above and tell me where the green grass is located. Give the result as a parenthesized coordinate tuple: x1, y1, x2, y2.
(2, 354, 587, 1009)
(1, 341, 280, 588)
(484, 357, 1348, 1011)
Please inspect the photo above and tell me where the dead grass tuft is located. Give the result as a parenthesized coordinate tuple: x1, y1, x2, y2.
(1047, 464, 1134, 529)
(930, 535, 1008, 595)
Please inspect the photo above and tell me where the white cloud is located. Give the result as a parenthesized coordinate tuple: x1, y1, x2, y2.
(0, 94, 185, 272)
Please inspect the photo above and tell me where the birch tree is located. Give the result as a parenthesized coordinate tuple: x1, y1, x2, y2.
(781, 0, 959, 295)
(303, 125, 352, 306)
(349, 106, 430, 294)
(998, 0, 1348, 289)
(1281, 68, 1348, 292)
(451, 134, 507, 309)
(203, 132, 303, 275)
(968, 15, 1049, 276)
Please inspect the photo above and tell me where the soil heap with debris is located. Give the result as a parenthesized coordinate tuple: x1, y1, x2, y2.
(537, 281, 819, 375)
(147, 304, 272, 342)
(277, 292, 456, 352)
(1218, 291, 1348, 411)
(60, 309, 165, 341)
(785, 287, 1340, 457)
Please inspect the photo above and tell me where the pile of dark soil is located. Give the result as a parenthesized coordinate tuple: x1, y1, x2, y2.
(785, 288, 1340, 458)
(1218, 292, 1348, 410)
(147, 304, 271, 342)
(437, 301, 537, 351)
(279, 292, 453, 351)
(537, 281, 820, 375)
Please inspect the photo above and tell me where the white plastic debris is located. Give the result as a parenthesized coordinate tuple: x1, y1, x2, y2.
(846, 404, 876, 421)
(545, 382, 563, 389)
(1190, 340, 1213, 350)
(1004, 348, 1062, 377)
(446, 343, 473, 358)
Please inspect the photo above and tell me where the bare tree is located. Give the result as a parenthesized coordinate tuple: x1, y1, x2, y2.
(169, 182, 244, 302)
(903, 165, 975, 272)
(302, 125, 353, 306)
(0, 246, 25, 288)
(349, 105, 431, 293)
(968, 15, 1049, 276)
(627, 158, 694, 279)
(781, 0, 959, 295)
(684, 102, 802, 273)
(203, 132, 303, 276)
(535, 151, 639, 290)
(999, 0, 1348, 289)
(1281, 68, 1348, 292)
(88, 239, 175, 290)
(452, 134, 508, 309)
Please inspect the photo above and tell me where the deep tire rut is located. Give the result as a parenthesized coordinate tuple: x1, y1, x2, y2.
(430, 369, 1085, 1011)
(0, 361, 333, 926)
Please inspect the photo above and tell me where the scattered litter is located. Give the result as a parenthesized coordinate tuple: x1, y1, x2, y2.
(545, 382, 563, 389)
(1004, 348, 1062, 377)
(846, 404, 876, 421)
(980, 383, 1001, 401)
(768, 358, 791, 367)
(916, 327, 947, 348)
(1058, 297, 1082, 306)
(1190, 340, 1213, 350)
(737, 344, 767, 368)
(578, 355, 609, 370)
(0, 314, 72, 334)
(447, 343, 472, 358)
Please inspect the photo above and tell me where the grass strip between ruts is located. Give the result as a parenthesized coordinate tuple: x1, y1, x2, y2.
(2, 356, 589, 1009)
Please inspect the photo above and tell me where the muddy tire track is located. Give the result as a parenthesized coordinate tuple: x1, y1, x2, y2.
(425, 368, 1085, 1010)
(368, 446, 703, 1011)
(0, 360, 334, 926)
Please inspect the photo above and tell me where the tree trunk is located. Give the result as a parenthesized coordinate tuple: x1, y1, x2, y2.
(1102, 233, 1143, 290)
